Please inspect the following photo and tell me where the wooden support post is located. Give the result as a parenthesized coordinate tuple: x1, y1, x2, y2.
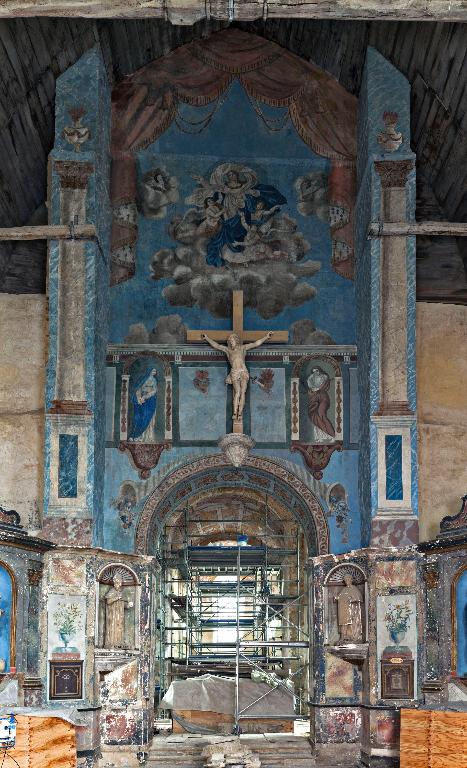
(368, 221, 467, 238)
(0, 224, 97, 241)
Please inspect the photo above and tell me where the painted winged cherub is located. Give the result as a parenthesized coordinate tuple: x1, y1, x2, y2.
(201, 331, 273, 420)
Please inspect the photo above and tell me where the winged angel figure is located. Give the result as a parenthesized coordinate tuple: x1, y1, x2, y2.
(178, 162, 307, 268)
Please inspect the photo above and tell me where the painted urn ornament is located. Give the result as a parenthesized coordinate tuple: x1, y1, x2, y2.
(63, 107, 91, 153)
(377, 111, 403, 153)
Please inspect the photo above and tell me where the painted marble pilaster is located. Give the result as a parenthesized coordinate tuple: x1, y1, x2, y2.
(355, 47, 418, 550)
(44, 47, 111, 547)
(26, 566, 43, 676)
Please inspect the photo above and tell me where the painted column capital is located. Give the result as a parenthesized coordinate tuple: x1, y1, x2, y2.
(54, 160, 94, 190)
(27, 567, 43, 586)
(374, 159, 414, 189)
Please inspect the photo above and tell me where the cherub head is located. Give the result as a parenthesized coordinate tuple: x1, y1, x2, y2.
(225, 170, 242, 189)
(227, 333, 241, 350)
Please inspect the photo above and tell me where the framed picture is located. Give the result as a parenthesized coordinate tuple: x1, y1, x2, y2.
(49, 660, 83, 700)
(381, 659, 414, 699)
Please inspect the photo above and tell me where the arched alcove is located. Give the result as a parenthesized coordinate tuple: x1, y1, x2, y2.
(452, 564, 467, 678)
(135, 454, 329, 556)
(0, 561, 16, 672)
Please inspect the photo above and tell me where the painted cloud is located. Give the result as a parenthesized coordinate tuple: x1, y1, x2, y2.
(150, 162, 321, 319)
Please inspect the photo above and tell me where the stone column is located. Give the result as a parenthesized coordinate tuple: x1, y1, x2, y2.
(52, 161, 94, 411)
(374, 159, 414, 417)
(355, 47, 421, 768)
(355, 48, 418, 551)
(371, 159, 417, 544)
(43, 48, 111, 547)
(24, 565, 44, 707)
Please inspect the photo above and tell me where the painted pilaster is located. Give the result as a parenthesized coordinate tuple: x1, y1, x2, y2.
(43, 47, 111, 547)
(356, 48, 418, 550)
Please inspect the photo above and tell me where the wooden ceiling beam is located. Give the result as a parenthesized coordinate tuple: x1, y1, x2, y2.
(0, 224, 96, 241)
(0, 1, 466, 22)
(368, 221, 467, 238)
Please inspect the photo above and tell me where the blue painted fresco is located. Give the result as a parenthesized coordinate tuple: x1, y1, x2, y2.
(45, 45, 111, 545)
(384, 435, 403, 501)
(0, 565, 13, 671)
(356, 47, 417, 539)
(298, 361, 336, 444)
(126, 358, 166, 443)
(178, 366, 228, 442)
(109, 82, 355, 347)
(105, 367, 116, 442)
(249, 367, 286, 444)
(58, 434, 79, 498)
(348, 367, 360, 446)
(456, 569, 467, 677)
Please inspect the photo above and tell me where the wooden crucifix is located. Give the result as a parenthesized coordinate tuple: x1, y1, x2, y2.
(187, 290, 288, 433)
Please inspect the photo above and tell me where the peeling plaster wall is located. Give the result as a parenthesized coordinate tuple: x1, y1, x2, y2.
(417, 302, 467, 542)
(0, 293, 46, 526)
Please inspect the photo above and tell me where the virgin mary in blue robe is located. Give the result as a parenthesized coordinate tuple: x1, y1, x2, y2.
(129, 368, 158, 441)
(206, 183, 287, 268)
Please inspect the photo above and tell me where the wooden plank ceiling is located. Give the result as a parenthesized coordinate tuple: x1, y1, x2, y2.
(1, 0, 467, 23)
(0, 17, 465, 300)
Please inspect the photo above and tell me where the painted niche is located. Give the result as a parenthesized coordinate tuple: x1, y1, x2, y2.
(295, 357, 342, 444)
(0, 563, 15, 673)
(121, 357, 167, 444)
(453, 566, 467, 678)
(98, 565, 139, 651)
(324, 564, 366, 647)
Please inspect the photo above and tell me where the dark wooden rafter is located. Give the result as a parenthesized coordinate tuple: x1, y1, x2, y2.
(0, 1, 466, 22)
(0, 17, 465, 299)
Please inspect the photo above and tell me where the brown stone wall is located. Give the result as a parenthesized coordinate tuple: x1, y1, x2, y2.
(417, 302, 467, 542)
(0, 294, 46, 528)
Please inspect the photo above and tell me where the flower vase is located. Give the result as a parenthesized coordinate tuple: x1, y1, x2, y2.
(389, 628, 406, 645)
(59, 630, 71, 650)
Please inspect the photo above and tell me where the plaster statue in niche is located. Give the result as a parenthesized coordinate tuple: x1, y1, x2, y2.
(307, 367, 335, 442)
(335, 575, 364, 643)
(201, 331, 273, 421)
(104, 574, 134, 648)
(98, 566, 137, 650)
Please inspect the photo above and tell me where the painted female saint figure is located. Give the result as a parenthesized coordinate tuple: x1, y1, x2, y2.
(129, 368, 158, 443)
(104, 574, 134, 649)
(307, 367, 335, 442)
(202, 331, 273, 421)
(187, 163, 287, 267)
(335, 575, 363, 643)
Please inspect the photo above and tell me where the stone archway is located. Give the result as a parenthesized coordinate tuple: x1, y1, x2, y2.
(135, 453, 329, 555)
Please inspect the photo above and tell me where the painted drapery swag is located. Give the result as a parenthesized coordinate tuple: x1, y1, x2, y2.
(110, 28, 357, 286)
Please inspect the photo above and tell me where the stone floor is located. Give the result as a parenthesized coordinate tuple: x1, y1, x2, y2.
(147, 733, 360, 768)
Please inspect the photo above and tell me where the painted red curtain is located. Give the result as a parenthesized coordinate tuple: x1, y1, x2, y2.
(111, 28, 357, 285)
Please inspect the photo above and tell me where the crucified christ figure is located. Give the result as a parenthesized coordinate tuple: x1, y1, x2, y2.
(201, 331, 273, 421)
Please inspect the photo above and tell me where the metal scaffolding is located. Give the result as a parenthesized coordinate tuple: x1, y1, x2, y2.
(155, 501, 310, 731)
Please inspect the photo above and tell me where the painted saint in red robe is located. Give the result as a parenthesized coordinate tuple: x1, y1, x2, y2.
(307, 367, 335, 442)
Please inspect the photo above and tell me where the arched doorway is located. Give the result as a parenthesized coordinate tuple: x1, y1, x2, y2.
(136, 455, 328, 732)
